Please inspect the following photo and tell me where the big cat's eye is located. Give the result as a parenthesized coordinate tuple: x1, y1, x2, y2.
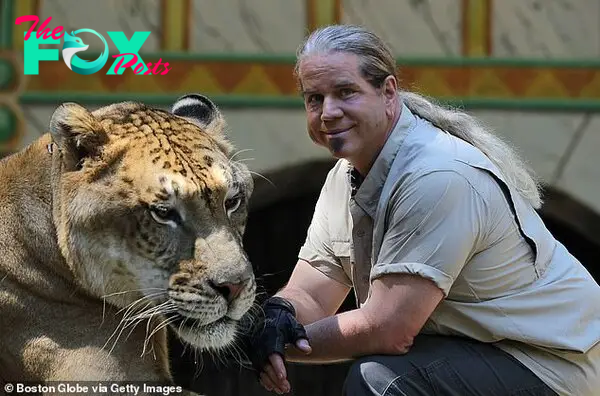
(224, 195, 242, 217)
(149, 204, 181, 227)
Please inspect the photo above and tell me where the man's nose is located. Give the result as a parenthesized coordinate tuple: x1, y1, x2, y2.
(321, 96, 343, 121)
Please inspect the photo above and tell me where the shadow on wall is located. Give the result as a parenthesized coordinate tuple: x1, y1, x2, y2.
(169, 159, 600, 396)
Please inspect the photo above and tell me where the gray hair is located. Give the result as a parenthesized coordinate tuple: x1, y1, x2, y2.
(295, 24, 542, 209)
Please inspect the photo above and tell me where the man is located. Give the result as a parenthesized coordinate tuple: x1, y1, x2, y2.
(246, 24, 600, 396)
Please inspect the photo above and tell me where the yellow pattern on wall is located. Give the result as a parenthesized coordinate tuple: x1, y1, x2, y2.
(462, 0, 492, 56)
(307, 0, 341, 32)
(21, 59, 600, 103)
(161, 0, 191, 51)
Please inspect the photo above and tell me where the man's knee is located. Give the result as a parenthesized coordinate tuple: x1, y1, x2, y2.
(343, 356, 407, 396)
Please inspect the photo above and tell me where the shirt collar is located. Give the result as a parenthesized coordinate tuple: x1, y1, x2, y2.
(350, 101, 417, 217)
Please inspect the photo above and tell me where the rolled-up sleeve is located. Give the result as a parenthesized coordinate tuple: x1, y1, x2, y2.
(372, 170, 485, 296)
(298, 177, 353, 287)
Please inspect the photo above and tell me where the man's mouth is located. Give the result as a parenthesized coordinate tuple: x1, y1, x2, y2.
(324, 128, 351, 136)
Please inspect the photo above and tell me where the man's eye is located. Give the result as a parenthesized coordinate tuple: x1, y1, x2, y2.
(306, 94, 323, 105)
(340, 88, 354, 97)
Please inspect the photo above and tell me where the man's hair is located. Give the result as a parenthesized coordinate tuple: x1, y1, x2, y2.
(295, 24, 543, 209)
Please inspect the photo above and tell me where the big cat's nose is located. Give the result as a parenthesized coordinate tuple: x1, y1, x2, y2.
(209, 280, 244, 302)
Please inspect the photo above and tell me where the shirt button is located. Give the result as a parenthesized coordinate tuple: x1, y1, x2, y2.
(356, 230, 365, 237)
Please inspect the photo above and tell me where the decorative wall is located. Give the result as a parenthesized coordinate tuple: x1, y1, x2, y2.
(1, 0, 599, 219)
(3, 0, 598, 112)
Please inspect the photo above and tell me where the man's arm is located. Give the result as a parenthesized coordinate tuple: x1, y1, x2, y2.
(275, 258, 351, 325)
(285, 170, 484, 364)
(260, 270, 443, 394)
(256, 259, 351, 394)
(262, 170, 483, 392)
(285, 272, 443, 364)
(283, 170, 482, 363)
(259, 270, 442, 394)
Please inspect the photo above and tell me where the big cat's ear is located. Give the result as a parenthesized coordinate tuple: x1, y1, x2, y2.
(49, 102, 108, 171)
(171, 93, 225, 136)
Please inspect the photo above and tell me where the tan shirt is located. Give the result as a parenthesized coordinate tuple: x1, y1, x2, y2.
(298, 103, 600, 396)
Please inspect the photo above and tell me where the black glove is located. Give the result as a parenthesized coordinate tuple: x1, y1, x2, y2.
(247, 296, 308, 374)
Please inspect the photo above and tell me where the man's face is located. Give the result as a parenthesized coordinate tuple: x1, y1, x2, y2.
(297, 51, 396, 172)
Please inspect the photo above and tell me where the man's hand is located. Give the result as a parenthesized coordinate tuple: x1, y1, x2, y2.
(248, 296, 312, 394)
(259, 338, 311, 394)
